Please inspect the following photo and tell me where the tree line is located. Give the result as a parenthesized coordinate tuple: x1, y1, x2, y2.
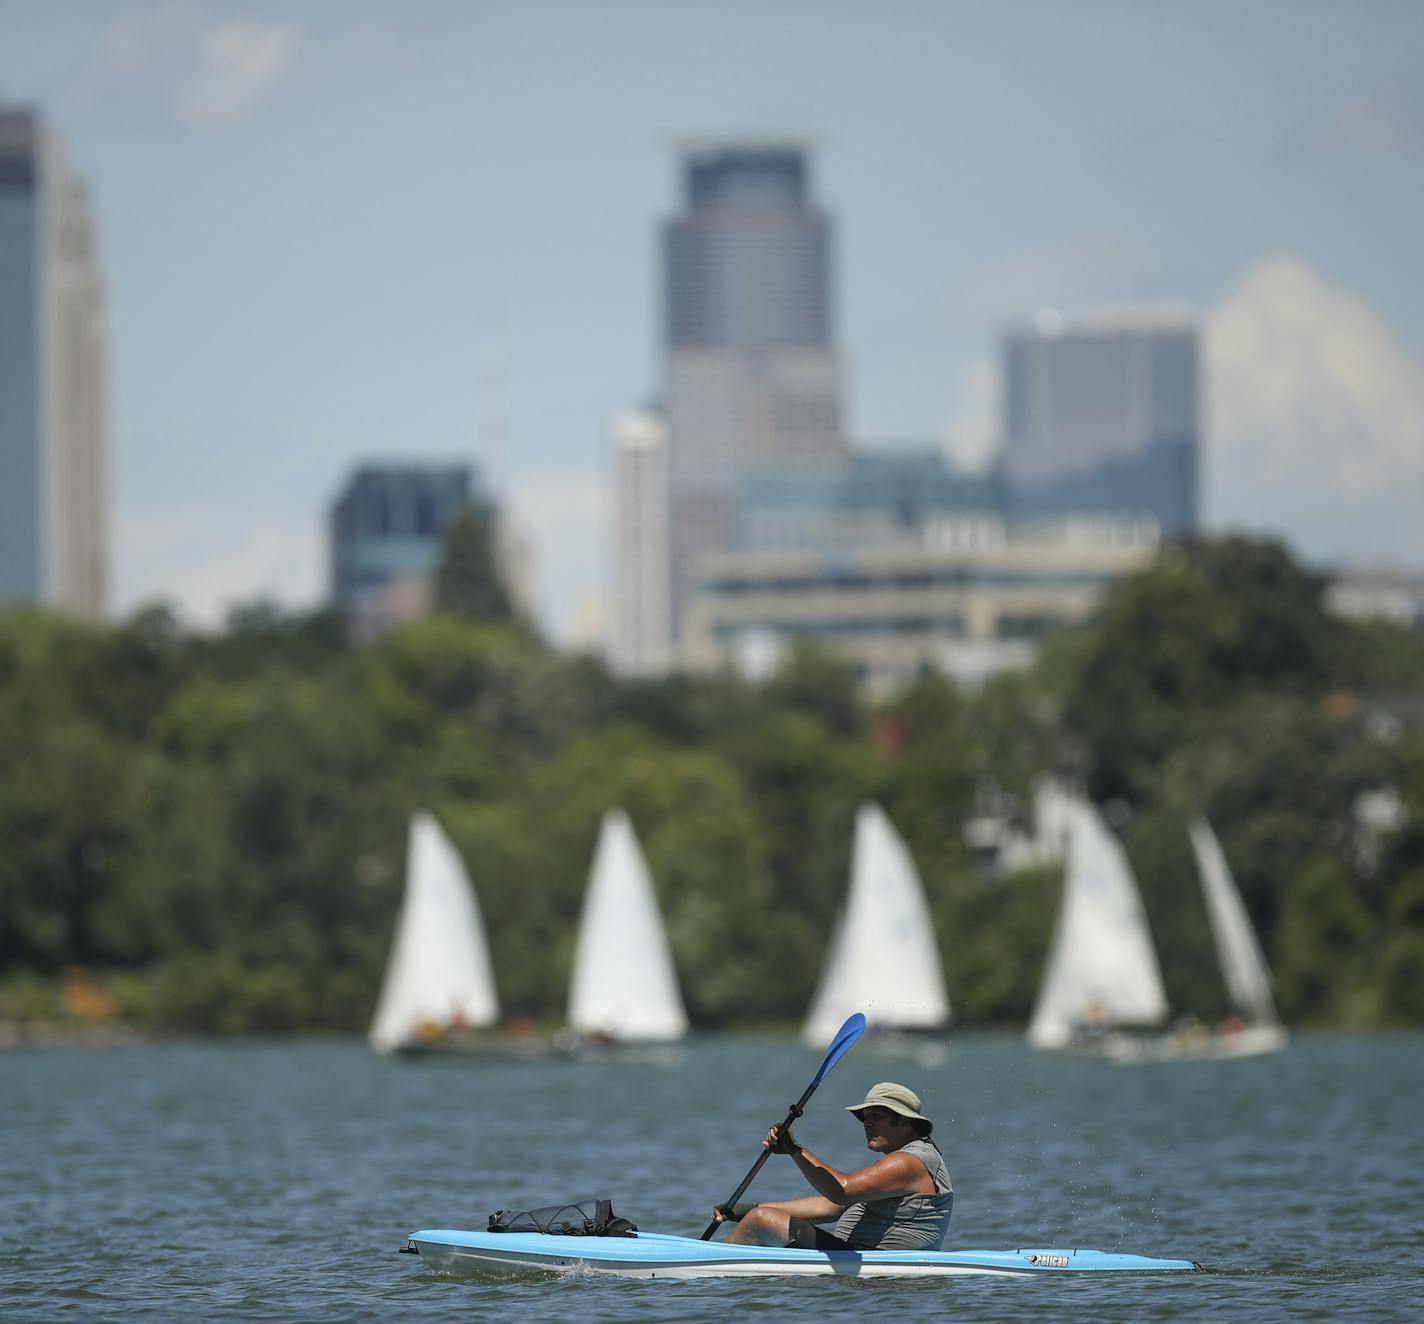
(2, 529, 1421, 1034)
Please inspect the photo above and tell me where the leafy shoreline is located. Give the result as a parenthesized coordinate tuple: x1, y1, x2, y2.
(2, 535, 1422, 1034)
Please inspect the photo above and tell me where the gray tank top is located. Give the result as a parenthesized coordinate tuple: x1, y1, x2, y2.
(831, 1137, 954, 1251)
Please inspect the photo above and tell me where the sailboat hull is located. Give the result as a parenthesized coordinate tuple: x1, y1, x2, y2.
(1051, 1023, 1288, 1065)
(1097, 1024, 1288, 1065)
(392, 1030, 577, 1062)
(854, 1026, 951, 1067)
(402, 1229, 1202, 1279)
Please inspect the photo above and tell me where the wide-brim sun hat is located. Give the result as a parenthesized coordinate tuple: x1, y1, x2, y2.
(846, 1081, 933, 1132)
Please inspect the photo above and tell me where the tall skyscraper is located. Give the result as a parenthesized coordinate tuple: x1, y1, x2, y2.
(1000, 315, 1198, 535)
(0, 108, 108, 621)
(609, 409, 670, 676)
(663, 143, 844, 644)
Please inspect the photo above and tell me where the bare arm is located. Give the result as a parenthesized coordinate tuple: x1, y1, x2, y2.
(758, 1121, 937, 1207)
(786, 1147, 935, 1205)
(753, 1194, 845, 1222)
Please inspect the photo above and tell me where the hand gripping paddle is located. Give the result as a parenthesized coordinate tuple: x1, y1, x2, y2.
(701, 1012, 866, 1240)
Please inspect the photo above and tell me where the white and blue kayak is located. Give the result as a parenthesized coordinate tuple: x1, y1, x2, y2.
(401, 1229, 1203, 1279)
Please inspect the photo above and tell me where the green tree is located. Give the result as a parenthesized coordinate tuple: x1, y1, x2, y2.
(1274, 853, 1376, 1023)
(433, 508, 514, 623)
(1056, 536, 1350, 803)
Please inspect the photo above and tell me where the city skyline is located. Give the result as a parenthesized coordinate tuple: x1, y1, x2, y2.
(1, 1, 1422, 637)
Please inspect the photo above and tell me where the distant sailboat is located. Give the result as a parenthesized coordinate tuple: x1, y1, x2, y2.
(566, 809, 688, 1044)
(1026, 797, 1168, 1053)
(802, 803, 951, 1053)
(369, 812, 500, 1054)
(1182, 817, 1289, 1059)
(1027, 799, 1287, 1062)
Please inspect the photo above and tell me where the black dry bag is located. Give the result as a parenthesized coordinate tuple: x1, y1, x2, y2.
(486, 1198, 637, 1237)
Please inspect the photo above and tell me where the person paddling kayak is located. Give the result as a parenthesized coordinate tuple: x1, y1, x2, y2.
(711, 1081, 953, 1251)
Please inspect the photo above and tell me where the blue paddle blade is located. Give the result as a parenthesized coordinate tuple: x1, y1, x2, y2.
(810, 1012, 866, 1087)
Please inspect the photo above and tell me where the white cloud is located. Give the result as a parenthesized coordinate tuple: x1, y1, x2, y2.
(171, 18, 303, 129)
(115, 508, 322, 629)
(1206, 254, 1424, 568)
(62, 1, 428, 131)
(62, 2, 304, 129)
(503, 469, 608, 645)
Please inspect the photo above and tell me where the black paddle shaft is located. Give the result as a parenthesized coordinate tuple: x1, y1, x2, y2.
(700, 1086, 815, 1241)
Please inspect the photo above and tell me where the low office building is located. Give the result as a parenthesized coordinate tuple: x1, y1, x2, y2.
(681, 517, 1158, 695)
(1326, 566, 1424, 629)
(329, 464, 484, 636)
(733, 448, 1000, 553)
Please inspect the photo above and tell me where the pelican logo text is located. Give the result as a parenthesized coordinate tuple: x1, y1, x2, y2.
(1027, 1253, 1070, 1268)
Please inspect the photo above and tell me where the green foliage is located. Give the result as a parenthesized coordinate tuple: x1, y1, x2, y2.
(1057, 536, 1351, 802)
(1, 534, 1421, 1035)
(762, 643, 866, 740)
(1274, 854, 1377, 1024)
(1122, 804, 1227, 1021)
(944, 868, 1059, 1024)
(432, 508, 514, 623)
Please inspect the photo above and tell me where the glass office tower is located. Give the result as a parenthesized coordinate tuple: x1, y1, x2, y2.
(1001, 317, 1198, 535)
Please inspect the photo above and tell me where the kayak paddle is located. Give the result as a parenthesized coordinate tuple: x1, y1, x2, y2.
(700, 1011, 866, 1240)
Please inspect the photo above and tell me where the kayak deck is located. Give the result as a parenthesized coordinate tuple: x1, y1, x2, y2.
(403, 1229, 1202, 1279)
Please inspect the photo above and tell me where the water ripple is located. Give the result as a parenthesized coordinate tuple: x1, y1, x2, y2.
(2, 1034, 1420, 1322)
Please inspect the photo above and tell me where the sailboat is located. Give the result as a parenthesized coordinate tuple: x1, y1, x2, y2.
(1179, 817, 1289, 1059)
(566, 809, 688, 1046)
(369, 812, 501, 1054)
(802, 803, 951, 1059)
(1026, 797, 1169, 1056)
(370, 813, 566, 1060)
(1026, 799, 1287, 1062)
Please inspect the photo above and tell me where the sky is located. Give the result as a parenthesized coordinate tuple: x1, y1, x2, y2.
(2, 0, 1423, 638)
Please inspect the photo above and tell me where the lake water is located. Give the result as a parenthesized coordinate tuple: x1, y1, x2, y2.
(2, 1033, 1420, 1322)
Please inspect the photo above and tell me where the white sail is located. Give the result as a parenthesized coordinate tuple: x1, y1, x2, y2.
(369, 812, 500, 1053)
(567, 809, 688, 1042)
(802, 803, 951, 1046)
(1027, 799, 1168, 1049)
(1189, 817, 1281, 1027)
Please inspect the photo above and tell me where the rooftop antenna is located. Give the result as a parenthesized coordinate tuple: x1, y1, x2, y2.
(477, 317, 509, 505)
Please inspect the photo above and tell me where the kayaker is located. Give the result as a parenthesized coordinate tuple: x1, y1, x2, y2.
(711, 1081, 953, 1251)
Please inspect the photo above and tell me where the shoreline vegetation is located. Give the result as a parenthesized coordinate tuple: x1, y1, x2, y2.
(3, 533, 1423, 1038)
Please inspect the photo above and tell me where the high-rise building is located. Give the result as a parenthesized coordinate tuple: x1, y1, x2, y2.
(1001, 315, 1198, 535)
(329, 464, 481, 635)
(663, 143, 844, 645)
(609, 409, 670, 676)
(0, 108, 108, 621)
